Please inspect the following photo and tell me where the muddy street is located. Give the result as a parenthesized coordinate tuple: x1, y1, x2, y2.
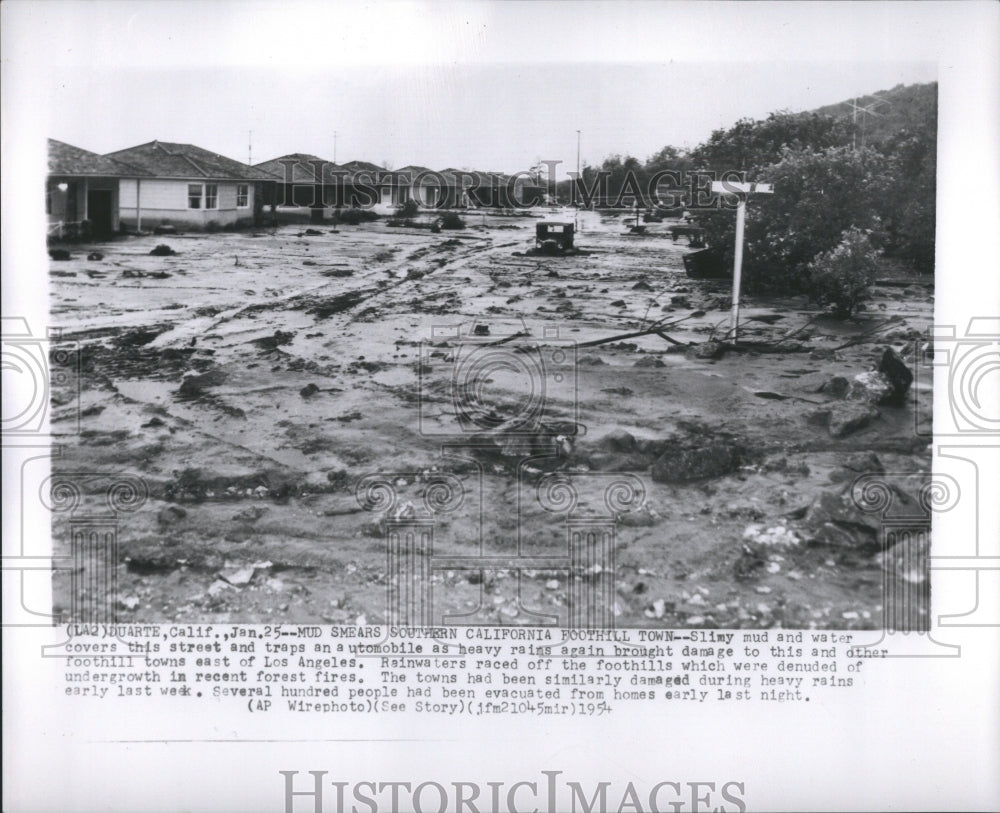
(48, 211, 934, 628)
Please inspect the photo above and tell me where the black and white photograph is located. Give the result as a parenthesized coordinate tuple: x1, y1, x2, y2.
(3, 2, 998, 812)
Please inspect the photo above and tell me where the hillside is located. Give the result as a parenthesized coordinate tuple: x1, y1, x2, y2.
(811, 81, 937, 147)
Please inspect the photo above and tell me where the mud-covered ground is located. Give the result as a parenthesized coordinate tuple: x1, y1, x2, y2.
(47, 210, 934, 628)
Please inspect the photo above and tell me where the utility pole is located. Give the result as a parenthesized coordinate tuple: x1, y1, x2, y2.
(333, 131, 338, 163)
(248, 130, 252, 166)
(711, 181, 774, 342)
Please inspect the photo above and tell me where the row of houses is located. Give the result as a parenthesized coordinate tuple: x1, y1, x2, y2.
(47, 139, 549, 239)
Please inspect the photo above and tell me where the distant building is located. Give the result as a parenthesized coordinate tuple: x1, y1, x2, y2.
(46, 139, 151, 239)
(104, 141, 277, 230)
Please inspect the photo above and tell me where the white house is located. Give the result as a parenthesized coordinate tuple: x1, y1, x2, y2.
(47, 139, 151, 239)
(105, 141, 278, 230)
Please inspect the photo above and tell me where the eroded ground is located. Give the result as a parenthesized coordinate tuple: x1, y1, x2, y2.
(47, 211, 934, 628)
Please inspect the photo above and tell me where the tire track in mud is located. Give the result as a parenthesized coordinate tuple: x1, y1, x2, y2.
(146, 234, 497, 348)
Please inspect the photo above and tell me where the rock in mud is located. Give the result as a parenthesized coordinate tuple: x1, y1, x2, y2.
(157, 504, 187, 526)
(87, 252, 104, 261)
(651, 442, 740, 483)
(828, 402, 879, 437)
(149, 244, 177, 256)
(599, 429, 638, 453)
(49, 249, 72, 261)
(632, 280, 653, 291)
(877, 347, 914, 405)
(848, 371, 894, 405)
(177, 368, 226, 398)
(300, 383, 320, 398)
(253, 330, 296, 350)
(820, 376, 851, 397)
(634, 356, 665, 368)
(685, 341, 724, 361)
(800, 488, 882, 550)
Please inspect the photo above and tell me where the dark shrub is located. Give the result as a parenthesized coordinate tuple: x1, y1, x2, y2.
(807, 227, 880, 319)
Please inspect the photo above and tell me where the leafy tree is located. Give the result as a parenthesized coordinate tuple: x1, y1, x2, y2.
(697, 146, 891, 293)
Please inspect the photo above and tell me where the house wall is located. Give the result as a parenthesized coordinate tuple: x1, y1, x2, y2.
(118, 178, 255, 230)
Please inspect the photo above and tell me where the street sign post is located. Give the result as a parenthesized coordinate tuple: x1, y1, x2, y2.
(711, 181, 774, 341)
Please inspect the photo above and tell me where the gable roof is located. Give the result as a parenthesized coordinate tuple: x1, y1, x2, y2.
(104, 141, 278, 181)
(48, 138, 151, 177)
(254, 154, 351, 184)
(341, 159, 383, 174)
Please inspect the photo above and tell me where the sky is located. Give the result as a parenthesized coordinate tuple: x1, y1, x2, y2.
(7, 1, 939, 178)
(46, 62, 936, 176)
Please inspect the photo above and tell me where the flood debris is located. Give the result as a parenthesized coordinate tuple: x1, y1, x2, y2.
(149, 244, 177, 256)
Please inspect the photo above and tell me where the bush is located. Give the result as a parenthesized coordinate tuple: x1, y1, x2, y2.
(335, 208, 380, 225)
(440, 212, 466, 230)
(807, 228, 880, 318)
(395, 199, 420, 219)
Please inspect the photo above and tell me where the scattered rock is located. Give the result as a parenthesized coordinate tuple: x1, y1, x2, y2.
(632, 280, 653, 291)
(300, 383, 320, 398)
(877, 534, 929, 584)
(304, 228, 323, 236)
(149, 244, 177, 256)
(598, 429, 638, 453)
(848, 371, 894, 405)
(86, 252, 104, 261)
(472, 324, 490, 336)
(610, 299, 627, 307)
(157, 504, 187, 526)
(578, 355, 605, 366)
(685, 341, 724, 361)
(326, 470, 349, 489)
(634, 356, 665, 368)
(800, 488, 882, 549)
(828, 402, 879, 437)
(743, 523, 801, 549)
(809, 347, 837, 360)
(207, 580, 231, 597)
(651, 442, 740, 483)
(177, 368, 226, 398)
(670, 294, 690, 307)
(820, 376, 850, 397)
(253, 330, 296, 350)
(220, 565, 257, 587)
(49, 249, 72, 261)
(877, 347, 914, 406)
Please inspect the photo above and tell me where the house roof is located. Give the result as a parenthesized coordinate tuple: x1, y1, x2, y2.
(105, 141, 278, 181)
(341, 159, 383, 174)
(254, 154, 350, 184)
(48, 138, 151, 177)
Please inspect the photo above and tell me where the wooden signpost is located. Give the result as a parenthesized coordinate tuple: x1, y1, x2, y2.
(711, 181, 773, 342)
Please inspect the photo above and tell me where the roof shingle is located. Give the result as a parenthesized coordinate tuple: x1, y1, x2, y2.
(48, 139, 150, 177)
(105, 141, 278, 181)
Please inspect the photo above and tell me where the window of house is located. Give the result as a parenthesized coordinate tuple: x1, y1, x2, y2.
(205, 184, 218, 209)
(236, 184, 249, 208)
(188, 184, 203, 209)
